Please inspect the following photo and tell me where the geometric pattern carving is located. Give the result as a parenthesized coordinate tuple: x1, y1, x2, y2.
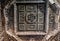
(17, 4, 45, 31)
(25, 24, 37, 30)
(18, 24, 25, 31)
(38, 24, 44, 31)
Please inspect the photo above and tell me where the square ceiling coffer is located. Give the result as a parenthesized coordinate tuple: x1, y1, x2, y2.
(14, 0, 48, 35)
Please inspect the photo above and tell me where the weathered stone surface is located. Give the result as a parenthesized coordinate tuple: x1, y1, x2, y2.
(0, 0, 60, 41)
